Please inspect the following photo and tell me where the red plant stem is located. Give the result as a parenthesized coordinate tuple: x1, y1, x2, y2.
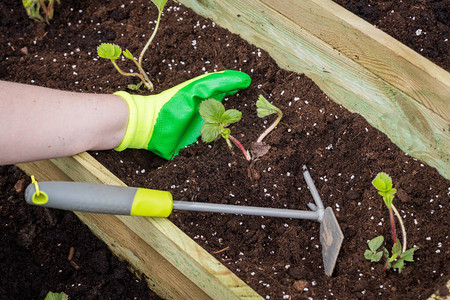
(389, 208, 397, 244)
(229, 135, 251, 160)
(39, 0, 49, 15)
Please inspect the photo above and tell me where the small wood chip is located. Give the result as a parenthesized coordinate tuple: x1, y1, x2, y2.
(67, 247, 75, 261)
(250, 142, 271, 158)
(70, 260, 80, 270)
(14, 179, 26, 193)
(213, 246, 230, 254)
(293, 280, 308, 291)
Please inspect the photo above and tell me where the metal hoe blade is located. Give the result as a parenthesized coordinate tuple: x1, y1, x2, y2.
(302, 165, 344, 276)
(320, 207, 344, 276)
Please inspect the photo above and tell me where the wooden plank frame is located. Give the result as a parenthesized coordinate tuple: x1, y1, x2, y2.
(17, 0, 449, 298)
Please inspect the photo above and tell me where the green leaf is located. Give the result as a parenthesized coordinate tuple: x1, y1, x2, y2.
(22, 0, 34, 7)
(364, 249, 373, 261)
(372, 172, 393, 192)
(373, 251, 383, 262)
(127, 82, 143, 90)
(221, 128, 231, 140)
(44, 292, 69, 300)
(385, 188, 397, 196)
(392, 241, 402, 256)
(97, 43, 122, 60)
(256, 94, 280, 118)
(389, 253, 398, 262)
(401, 247, 419, 262)
(373, 173, 397, 208)
(123, 49, 134, 60)
(393, 258, 405, 270)
(151, 0, 168, 12)
(221, 109, 242, 126)
(368, 236, 384, 252)
(199, 99, 225, 123)
(201, 123, 221, 143)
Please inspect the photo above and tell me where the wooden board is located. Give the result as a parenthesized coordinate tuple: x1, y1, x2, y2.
(18, 153, 262, 300)
(178, 0, 450, 179)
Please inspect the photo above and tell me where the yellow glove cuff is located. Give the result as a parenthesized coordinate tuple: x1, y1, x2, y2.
(114, 91, 139, 151)
(113, 89, 176, 151)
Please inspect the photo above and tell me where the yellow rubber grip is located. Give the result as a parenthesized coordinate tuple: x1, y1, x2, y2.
(130, 188, 173, 217)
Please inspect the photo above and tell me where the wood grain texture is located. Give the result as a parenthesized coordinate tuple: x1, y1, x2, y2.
(17, 154, 262, 300)
(178, 0, 450, 179)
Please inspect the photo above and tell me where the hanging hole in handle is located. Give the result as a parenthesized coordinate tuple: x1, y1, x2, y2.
(32, 191, 48, 205)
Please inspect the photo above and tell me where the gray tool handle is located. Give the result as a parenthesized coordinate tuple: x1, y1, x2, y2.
(25, 181, 139, 215)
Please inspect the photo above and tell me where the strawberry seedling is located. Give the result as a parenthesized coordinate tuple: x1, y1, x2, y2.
(199, 99, 251, 160)
(97, 0, 168, 91)
(23, 0, 60, 24)
(365, 173, 419, 272)
(251, 94, 282, 158)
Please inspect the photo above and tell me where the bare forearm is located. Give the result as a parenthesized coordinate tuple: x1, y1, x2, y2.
(0, 81, 128, 165)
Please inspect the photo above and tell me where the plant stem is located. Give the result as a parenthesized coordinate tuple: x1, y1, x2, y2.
(139, 10, 162, 67)
(38, 0, 50, 24)
(389, 208, 397, 244)
(130, 58, 154, 91)
(392, 204, 407, 253)
(256, 111, 282, 143)
(229, 135, 251, 160)
(111, 60, 148, 88)
(383, 260, 389, 271)
(47, 0, 55, 20)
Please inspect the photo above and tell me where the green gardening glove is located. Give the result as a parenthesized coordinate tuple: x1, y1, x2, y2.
(114, 70, 251, 159)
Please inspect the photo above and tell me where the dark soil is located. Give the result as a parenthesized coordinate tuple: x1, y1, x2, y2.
(1, 0, 449, 299)
(333, 0, 449, 71)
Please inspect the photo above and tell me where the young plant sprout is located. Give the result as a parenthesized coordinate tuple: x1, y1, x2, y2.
(199, 99, 251, 160)
(365, 172, 419, 272)
(364, 235, 385, 263)
(96, 0, 168, 91)
(251, 94, 283, 158)
(372, 172, 399, 245)
(364, 236, 418, 273)
(23, 0, 60, 24)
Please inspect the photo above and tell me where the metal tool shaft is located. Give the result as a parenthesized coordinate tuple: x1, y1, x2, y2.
(173, 201, 320, 220)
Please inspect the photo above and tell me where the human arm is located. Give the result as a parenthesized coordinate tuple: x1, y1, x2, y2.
(0, 81, 128, 165)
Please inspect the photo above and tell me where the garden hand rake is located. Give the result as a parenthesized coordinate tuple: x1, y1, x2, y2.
(24, 165, 344, 276)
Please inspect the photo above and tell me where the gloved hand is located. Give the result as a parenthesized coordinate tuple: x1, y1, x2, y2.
(114, 70, 251, 159)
